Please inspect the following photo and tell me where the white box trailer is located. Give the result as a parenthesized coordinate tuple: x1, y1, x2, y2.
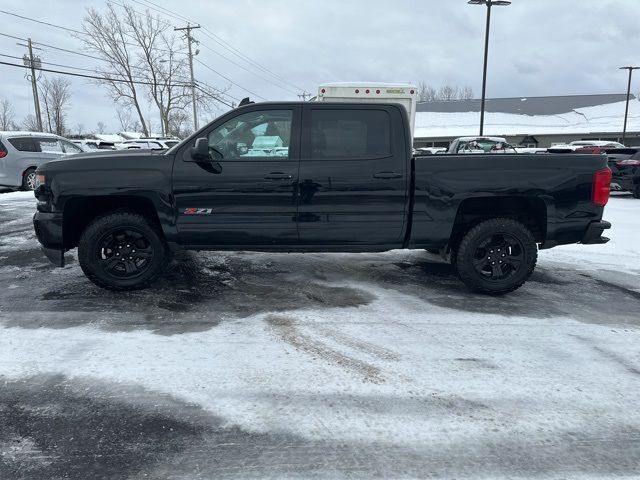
(317, 82, 418, 137)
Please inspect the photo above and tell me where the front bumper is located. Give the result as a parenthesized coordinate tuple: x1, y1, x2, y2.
(33, 211, 65, 267)
(580, 220, 611, 245)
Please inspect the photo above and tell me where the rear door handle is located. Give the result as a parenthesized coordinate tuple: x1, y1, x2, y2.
(373, 171, 402, 179)
(264, 172, 293, 180)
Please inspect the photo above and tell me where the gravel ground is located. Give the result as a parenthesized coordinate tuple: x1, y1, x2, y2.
(1, 190, 639, 479)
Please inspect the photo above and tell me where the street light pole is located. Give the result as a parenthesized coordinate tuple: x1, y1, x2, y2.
(619, 66, 639, 146)
(468, 0, 511, 136)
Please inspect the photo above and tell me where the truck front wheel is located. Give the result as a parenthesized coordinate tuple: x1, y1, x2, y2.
(454, 218, 537, 295)
(78, 211, 169, 291)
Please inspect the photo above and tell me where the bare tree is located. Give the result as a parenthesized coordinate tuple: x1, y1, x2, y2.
(167, 109, 190, 137)
(417, 82, 437, 102)
(418, 84, 475, 102)
(79, 2, 150, 136)
(21, 114, 40, 132)
(39, 76, 72, 135)
(0, 98, 15, 130)
(80, 2, 228, 136)
(116, 107, 134, 131)
(75, 123, 85, 136)
(96, 121, 107, 134)
(460, 86, 474, 100)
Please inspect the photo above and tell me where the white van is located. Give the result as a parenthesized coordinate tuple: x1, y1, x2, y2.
(317, 82, 417, 137)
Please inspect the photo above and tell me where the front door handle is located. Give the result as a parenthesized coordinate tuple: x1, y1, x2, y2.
(373, 171, 402, 179)
(264, 172, 293, 180)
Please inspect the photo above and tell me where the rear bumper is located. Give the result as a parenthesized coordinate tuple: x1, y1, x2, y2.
(33, 211, 65, 267)
(580, 220, 611, 245)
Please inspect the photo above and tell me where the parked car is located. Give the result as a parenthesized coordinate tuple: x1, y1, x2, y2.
(119, 138, 180, 150)
(447, 136, 516, 154)
(0, 131, 84, 190)
(606, 147, 640, 198)
(414, 147, 447, 155)
(548, 140, 624, 154)
(33, 102, 611, 294)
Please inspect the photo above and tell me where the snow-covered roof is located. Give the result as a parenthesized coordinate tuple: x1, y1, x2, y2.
(119, 131, 143, 140)
(415, 100, 640, 138)
(93, 134, 125, 143)
(0, 131, 60, 137)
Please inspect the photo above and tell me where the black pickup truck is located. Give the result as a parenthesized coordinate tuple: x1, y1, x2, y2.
(33, 102, 612, 294)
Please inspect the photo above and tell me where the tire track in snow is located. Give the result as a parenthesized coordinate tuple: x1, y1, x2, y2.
(264, 315, 385, 384)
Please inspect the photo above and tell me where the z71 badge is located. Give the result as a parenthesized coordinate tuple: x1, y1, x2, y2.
(183, 208, 213, 215)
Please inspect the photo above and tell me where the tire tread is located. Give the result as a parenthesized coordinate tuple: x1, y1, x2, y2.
(455, 218, 537, 295)
(78, 210, 168, 291)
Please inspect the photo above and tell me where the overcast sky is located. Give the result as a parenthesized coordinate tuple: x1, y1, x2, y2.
(1, 0, 639, 134)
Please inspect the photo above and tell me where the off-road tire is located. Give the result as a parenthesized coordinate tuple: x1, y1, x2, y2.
(78, 211, 169, 291)
(454, 218, 537, 295)
(21, 168, 37, 191)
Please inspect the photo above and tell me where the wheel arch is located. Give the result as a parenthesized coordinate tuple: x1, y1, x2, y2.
(62, 195, 164, 249)
(451, 196, 548, 246)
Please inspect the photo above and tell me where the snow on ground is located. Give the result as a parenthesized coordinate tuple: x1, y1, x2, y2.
(0, 190, 639, 479)
(415, 100, 640, 137)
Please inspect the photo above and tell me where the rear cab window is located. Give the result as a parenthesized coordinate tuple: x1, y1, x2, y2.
(8, 137, 38, 152)
(308, 109, 391, 159)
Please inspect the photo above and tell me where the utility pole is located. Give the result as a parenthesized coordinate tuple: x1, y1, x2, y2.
(175, 23, 201, 130)
(298, 91, 311, 101)
(619, 66, 639, 146)
(18, 38, 43, 131)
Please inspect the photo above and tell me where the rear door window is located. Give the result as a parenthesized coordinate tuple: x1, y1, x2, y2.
(37, 138, 63, 154)
(8, 137, 38, 152)
(308, 109, 391, 159)
(61, 140, 83, 154)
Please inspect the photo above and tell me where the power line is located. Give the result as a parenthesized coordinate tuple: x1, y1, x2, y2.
(198, 43, 299, 96)
(126, 0, 305, 93)
(0, 32, 27, 42)
(0, 59, 237, 108)
(0, 10, 85, 35)
(195, 58, 266, 101)
(0, 51, 209, 89)
(0, 8, 288, 98)
(1, 59, 186, 88)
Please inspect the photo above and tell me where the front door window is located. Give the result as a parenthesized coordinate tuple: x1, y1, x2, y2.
(208, 110, 293, 160)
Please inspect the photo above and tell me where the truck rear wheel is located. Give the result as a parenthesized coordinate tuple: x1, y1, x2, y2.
(78, 211, 169, 291)
(454, 218, 537, 295)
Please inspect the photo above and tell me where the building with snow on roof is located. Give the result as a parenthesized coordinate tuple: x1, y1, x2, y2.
(414, 93, 640, 148)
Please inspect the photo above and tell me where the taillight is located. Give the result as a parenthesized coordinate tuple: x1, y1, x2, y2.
(616, 159, 640, 166)
(0, 150, 7, 158)
(576, 146, 603, 154)
(592, 168, 612, 206)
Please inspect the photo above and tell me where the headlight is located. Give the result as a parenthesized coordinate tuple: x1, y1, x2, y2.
(35, 174, 46, 188)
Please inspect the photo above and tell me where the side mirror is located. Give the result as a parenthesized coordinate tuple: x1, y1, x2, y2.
(190, 137, 209, 160)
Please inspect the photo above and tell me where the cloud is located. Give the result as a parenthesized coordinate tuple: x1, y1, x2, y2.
(0, 0, 638, 132)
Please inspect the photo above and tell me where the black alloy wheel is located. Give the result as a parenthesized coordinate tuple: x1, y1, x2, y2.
(471, 233, 524, 281)
(78, 211, 169, 290)
(454, 218, 537, 295)
(97, 228, 154, 279)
